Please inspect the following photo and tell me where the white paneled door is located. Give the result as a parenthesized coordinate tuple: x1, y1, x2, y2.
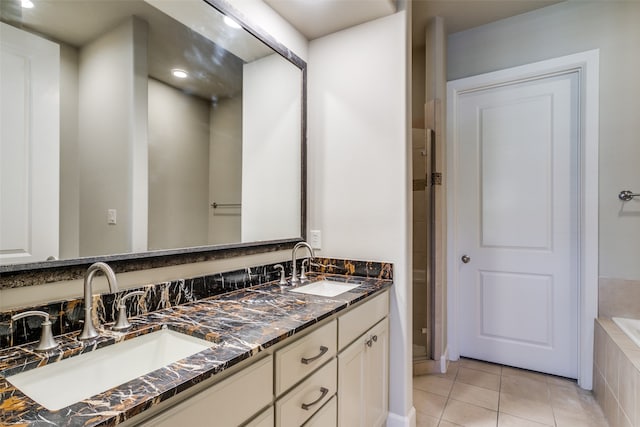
(453, 71, 579, 378)
(1, 22, 59, 264)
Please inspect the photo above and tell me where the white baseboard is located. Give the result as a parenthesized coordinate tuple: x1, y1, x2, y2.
(386, 407, 416, 427)
(440, 345, 449, 373)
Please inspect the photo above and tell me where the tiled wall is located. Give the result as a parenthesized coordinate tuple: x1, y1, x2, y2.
(593, 318, 640, 427)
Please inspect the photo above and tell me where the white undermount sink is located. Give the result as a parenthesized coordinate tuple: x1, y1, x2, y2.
(288, 280, 360, 297)
(7, 328, 213, 410)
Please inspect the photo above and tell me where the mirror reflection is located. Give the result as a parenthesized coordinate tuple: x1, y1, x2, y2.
(0, 0, 303, 266)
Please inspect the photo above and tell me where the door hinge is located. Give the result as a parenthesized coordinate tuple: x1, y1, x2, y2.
(431, 172, 442, 186)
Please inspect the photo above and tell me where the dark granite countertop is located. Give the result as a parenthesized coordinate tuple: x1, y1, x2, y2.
(0, 273, 392, 426)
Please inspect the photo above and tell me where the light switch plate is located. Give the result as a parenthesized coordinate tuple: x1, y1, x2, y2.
(107, 209, 117, 225)
(309, 230, 322, 249)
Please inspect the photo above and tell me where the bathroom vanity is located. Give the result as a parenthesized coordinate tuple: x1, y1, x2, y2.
(0, 266, 392, 426)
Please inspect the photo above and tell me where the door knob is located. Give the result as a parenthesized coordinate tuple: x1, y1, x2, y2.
(461, 255, 471, 264)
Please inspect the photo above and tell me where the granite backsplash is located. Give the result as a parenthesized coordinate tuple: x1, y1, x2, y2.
(0, 257, 392, 350)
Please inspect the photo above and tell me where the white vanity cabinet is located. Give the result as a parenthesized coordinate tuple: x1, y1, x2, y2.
(132, 290, 389, 427)
(244, 407, 274, 427)
(337, 292, 389, 427)
(141, 355, 273, 427)
(274, 320, 337, 426)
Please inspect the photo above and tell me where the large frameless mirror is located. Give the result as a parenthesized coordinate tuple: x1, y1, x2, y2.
(0, 0, 305, 274)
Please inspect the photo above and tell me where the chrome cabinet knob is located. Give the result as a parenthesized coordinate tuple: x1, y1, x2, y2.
(461, 255, 471, 264)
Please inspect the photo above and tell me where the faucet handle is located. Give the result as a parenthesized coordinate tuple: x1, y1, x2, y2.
(112, 291, 145, 331)
(11, 311, 58, 351)
(300, 259, 309, 281)
(274, 264, 287, 286)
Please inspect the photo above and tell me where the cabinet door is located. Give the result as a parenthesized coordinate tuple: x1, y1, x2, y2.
(338, 318, 389, 427)
(364, 318, 388, 427)
(337, 332, 366, 427)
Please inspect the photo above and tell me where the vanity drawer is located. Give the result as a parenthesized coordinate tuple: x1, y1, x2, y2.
(275, 358, 337, 427)
(143, 355, 273, 427)
(303, 395, 337, 427)
(338, 291, 389, 350)
(275, 319, 337, 395)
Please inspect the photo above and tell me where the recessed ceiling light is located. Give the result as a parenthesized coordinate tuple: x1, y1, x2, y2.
(171, 69, 188, 79)
(224, 16, 241, 29)
(22, 0, 34, 8)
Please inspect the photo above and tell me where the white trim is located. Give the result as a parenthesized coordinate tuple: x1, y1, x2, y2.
(440, 345, 449, 373)
(446, 50, 599, 389)
(386, 406, 417, 427)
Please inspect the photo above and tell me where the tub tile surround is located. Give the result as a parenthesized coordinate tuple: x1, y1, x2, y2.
(0, 257, 392, 426)
(594, 318, 640, 427)
(0, 257, 392, 349)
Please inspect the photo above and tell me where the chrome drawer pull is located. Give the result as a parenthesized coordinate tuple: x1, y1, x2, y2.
(301, 345, 329, 365)
(301, 387, 329, 410)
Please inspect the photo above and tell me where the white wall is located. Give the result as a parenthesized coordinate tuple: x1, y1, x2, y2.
(148, 78, 211, 250)
(242, 53, 302, 242)
(308, 9, 413, 425)
(447, 1, 640, 280)
(78, 17, 148, 256)
(59, 44, 80, 259)
(209, 96, 243, 244)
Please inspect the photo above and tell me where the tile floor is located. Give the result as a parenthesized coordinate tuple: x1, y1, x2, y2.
(414, 358, 609, 427)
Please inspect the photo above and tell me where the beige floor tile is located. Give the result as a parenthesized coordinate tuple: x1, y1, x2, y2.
(415, 374, 455, 397)
(433, 361, 460, 381)
(497, 413, 552, 427)
(548, 383, 584, 411)
(441, 399, 498, 427)
(414, 388, 448, 419)
(501, 366, 549, 384)
(499, 392, 555, 426)
(416, 411, 440, 427)
(457, 367, 501, 392)
(500, 374, 549, 402)
(450, 382, 500, 411)
(415, 360, 608, 427)
(545, 375, 578, 388)
(553, 406, 610, 427)
(460, 358, 503, 376)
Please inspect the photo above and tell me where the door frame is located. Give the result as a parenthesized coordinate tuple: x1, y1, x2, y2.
(446, 50, 599, 389)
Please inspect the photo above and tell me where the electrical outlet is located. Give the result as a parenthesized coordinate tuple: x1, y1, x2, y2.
(107, 209, 117, 225)
(309, 230, 322, 249)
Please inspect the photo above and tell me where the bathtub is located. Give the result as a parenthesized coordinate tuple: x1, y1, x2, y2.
(612, 317, 640, 348)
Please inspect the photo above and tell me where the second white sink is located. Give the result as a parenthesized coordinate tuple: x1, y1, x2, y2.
(288, 280, 360, 297)
(7, 328, 213, 410)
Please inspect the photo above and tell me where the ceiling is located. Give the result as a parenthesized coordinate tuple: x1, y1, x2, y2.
(412, 0, 563, 47)
(264, 0, 563, 43)
(6, 0, 272, 101)
(264, 0, 396, 40)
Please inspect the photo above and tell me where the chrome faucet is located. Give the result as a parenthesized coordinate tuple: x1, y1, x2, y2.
(79, 262, 119, 340)
(290, 241, 314, 285)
